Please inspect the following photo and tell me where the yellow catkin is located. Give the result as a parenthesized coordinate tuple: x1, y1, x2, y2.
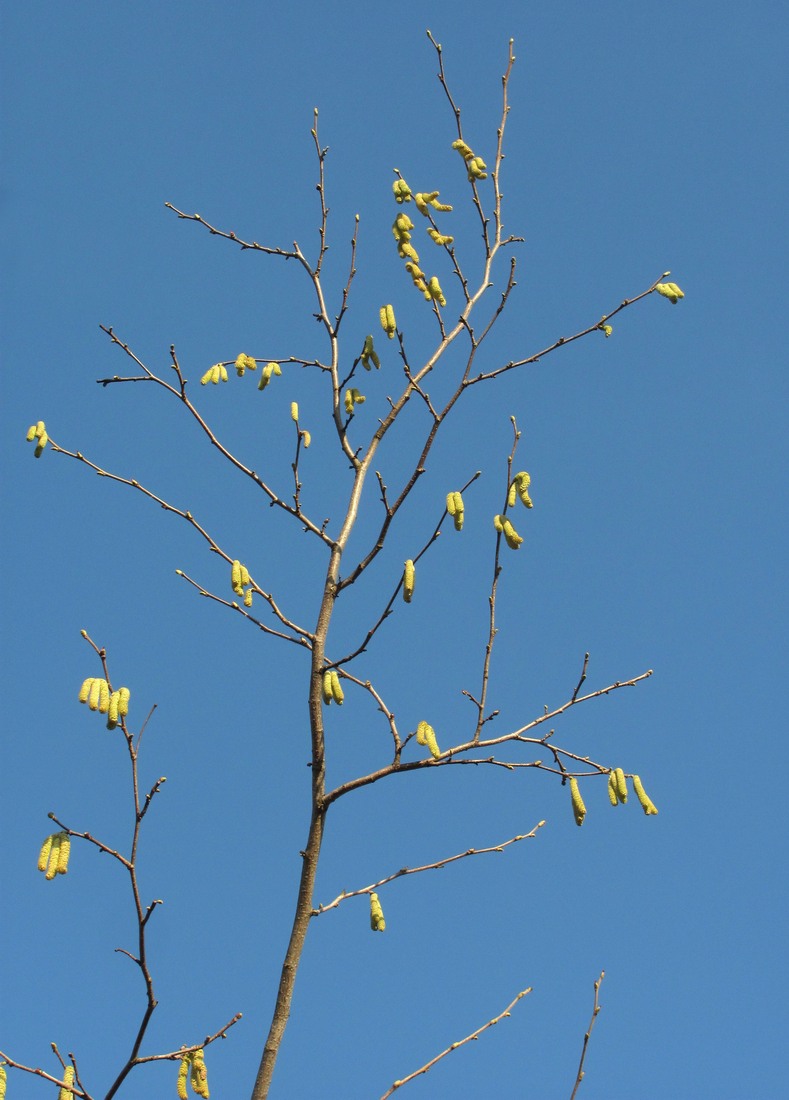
(502, 519, 523, 549)
(200, 367, 215, 385)
(177, 1055, 190, 1099)
(258, 362, 281, 390)
(290, 402, 299, 422)
(570, 778, 587, 826)
(330, 670, 344, 705)
(452, 491, 464, 531)
(231, 560, 242, 592)
(88, 678, 102, 712)
(239, 564, 250, 587)
(515, 471, 533, 507)
(428, 276, 446, 307)
(58, 1065, 75, 1100)
(493, 514, 504, 532)
(403, 559, 415, 603)
(45, 834, 62, 880)
(301, 430, 311, 448)
(424, 726, 440, 759)
(56, 833, 71, 875)
(608, 771, 619, 806)
(370, 892, 386, 931)
(322, 671, 333, 705)
(190, 1049, 209, 1098)
(632, 775, 659, 815)
(380, 304, 397, 338)
(243, 588, 253, 608)
(416, 721, 439, 758)
(38, 834, 54, 872)
(118, 687, 131, 717)
(78, 678, 93, 704)
(614, 767, 628, 803)
(656, 281, 684, 303)
(27, 424, 38, 441)
(0, 1063, 7, 1100)
(107, 691, 120, 729)
(235, 353, 256, 376)
(98, 680, 110, 714)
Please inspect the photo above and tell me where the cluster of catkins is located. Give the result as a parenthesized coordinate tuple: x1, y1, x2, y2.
(569, 771, 658, 827)
(177, 1049, 210, 1098)
(389, 175, 451, 307)
(78, 677, 130, 730)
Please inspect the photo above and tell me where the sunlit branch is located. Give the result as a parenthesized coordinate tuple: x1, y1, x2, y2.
(323, 668, 652, 806)
(174, 570, 313, 649)
(379, 986, 532, 1099)
(164, 202, 299, 259)
(570, 972, 605, 1100)
(314, 821, 545, 915)
(478, 273, 671, 380)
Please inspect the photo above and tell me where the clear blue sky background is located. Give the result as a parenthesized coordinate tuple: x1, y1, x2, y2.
(2, 3, 787, 1098)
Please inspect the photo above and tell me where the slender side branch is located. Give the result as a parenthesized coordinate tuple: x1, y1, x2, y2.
(570, 972, 605, 1100)
(314, 821, 545, 915)
(380, 986, 532, 1098)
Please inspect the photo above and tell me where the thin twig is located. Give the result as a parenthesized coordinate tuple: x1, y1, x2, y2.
(570, 971, 605, 1100)
(380, 986, 532, 1098)
(314, 821, 545, 915)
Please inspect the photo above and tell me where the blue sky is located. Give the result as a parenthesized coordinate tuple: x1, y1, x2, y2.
(2, 2, 787, 1098)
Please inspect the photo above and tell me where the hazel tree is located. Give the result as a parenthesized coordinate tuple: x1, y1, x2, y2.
(3, 31, 680, 1100)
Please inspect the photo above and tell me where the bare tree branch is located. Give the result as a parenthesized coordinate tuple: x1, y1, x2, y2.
(380, 986, 532, 1098)
(570, 971, 605, 1100)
